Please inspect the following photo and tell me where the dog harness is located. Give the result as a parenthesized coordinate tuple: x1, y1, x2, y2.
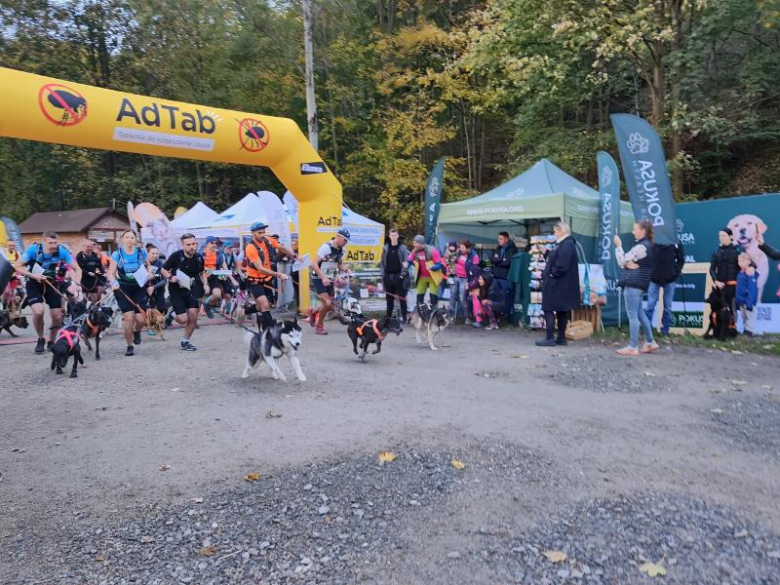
(55, 327, 80, 350)
(356, 319, 385, 341)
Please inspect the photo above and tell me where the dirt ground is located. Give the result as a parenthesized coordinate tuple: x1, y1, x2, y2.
(1, 315, 779, 584)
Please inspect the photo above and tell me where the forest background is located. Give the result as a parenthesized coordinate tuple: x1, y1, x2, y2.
(1, 0, 779, 234)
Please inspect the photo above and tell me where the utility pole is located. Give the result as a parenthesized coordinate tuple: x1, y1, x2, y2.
(302, 0, 318, 150)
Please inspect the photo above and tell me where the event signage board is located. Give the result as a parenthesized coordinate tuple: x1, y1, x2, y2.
(424, 157, 445, 245)
(611, 114, 677, 245)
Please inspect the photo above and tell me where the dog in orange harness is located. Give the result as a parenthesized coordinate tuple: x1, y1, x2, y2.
(50, 324, 85, 378)
(347, 316, 403, 362)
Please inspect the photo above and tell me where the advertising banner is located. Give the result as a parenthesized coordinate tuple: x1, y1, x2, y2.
(611, 114, 677, 245)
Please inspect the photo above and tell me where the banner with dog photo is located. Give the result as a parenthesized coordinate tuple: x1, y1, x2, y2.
(674, 193, 780, 334)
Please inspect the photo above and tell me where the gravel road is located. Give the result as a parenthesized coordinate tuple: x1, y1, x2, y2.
(1, 319, 779, 584)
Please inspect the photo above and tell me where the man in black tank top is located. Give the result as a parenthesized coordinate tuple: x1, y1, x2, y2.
(162, 233, 209, 352)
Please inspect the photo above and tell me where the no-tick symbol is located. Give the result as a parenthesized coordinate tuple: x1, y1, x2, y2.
(38, 83, 88, 126)
(237, 118, 270, 152)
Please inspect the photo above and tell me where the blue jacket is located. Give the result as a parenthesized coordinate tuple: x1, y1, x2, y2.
(735, 270, 759, 309)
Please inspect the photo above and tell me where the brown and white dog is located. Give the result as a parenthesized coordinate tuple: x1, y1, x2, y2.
(728, 214, 768, 300)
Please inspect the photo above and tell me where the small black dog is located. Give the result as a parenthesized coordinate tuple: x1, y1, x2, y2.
(50, 324, 84, 378)
(347, 316, 403, 361)
(67, 299, 88, 320)
(704, 289, 737, 341)
(0, 310, 29, 337)
(80, 306, 114, 360)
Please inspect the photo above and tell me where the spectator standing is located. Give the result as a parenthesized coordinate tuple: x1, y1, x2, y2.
(491, 231, 518, 319)
(408, 235, 444, 318)
(709, 227, 740, 314)
(614, 219, 658, 356)
(380, 228, 410, 322)
(449, 239, 480, 323)
(536, 222, 579, 347)
(645, 241, 685, 336)
(735, 252, 759, 336)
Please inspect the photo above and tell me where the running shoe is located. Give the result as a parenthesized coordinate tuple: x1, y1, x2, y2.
(35, 338, 46, 354)
(125, 346, 134, 356)
(314, 325, 328, 335)
(205, 305, 214, 319)
(616, 346, 639, 356)
(180, 340, 197, 351)
(133, 330, 142, 345)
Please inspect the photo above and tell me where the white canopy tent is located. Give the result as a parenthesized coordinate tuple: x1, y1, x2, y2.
(170, 202, 218, 230)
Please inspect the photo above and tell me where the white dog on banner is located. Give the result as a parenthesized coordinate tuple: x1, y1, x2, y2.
(728, 214, 769, 301)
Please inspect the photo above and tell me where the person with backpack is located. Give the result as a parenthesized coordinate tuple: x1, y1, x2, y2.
(107, 229, 152, 357)
(408, 234, 445, 319)
(13, 231, 83, 354)
(380, 228, 410, 322)
(161, 233, 210, 351)
(243, 222, 294, 331)
(145, 245, 167, 314)
(449, 239, 480, 323)
(644, 241, 685, 336)
(202, 236, 237, 318)
(309, 228, 351, 335)
(77, 240, 108, 306)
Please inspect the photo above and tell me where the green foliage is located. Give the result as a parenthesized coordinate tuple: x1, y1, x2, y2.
(0, 0, 779, 229)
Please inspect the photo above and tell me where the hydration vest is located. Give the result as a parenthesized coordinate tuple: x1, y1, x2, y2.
(27, 243, 68, 278)
(115, 248, 145, 282)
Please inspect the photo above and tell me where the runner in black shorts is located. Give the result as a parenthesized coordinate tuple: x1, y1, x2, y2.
(309, 228, 351, 335)
(161, 233, 209, 351)
(145, 245, 167, 312)
(107, 230, 151, 357)
(14, 231, 83, 354)
(76, 240, 107, 305)
(242, 222, 294, 330)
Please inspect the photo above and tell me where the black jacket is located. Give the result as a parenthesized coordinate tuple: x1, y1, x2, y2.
(541, 236, 580, 312)
(760, 242, 780, 261)
(709, 244, 740, 283)
(491, 241, 518, 280)
(381, 243, 411, 288)
(651, 243, 685, 285)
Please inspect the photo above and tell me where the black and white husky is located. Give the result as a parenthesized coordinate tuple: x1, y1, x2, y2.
(410, 304, 453, 351)
(243, 319, 307, 382)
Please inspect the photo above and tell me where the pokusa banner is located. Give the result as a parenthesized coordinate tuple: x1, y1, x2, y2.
(424, 157, 445, 246)
(611, 114, 677, 245)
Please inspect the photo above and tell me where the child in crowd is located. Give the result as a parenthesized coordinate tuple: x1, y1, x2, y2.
(470, 272, 500, 330)
(735, 252, 759, 336)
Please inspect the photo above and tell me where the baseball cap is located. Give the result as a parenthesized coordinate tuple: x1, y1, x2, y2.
(250, 221, 269, 232)
(205, 236, 216, 243)
(337, 228, 351, 242)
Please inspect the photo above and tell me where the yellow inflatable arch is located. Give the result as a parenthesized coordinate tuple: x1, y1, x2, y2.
(0, 66, 343, 310)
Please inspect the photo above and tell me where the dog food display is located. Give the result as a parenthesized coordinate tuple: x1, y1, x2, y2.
(527, 235, 557, 329)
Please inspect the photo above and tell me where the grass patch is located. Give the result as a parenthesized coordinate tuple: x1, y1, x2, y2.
(592, 327, 780, 356)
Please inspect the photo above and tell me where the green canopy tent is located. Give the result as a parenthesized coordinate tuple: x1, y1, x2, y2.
(437, 158, 633, 260)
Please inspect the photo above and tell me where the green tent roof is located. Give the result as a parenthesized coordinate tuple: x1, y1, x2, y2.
(439, 158, 604, 225)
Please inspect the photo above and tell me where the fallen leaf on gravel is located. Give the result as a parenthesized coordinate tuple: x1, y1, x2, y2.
(451, 458, 465, 469)
(732, 350, 744, 355)
(265, 411, 282, 419)
(709, 389, 724, 394)
(158, 465, 171, 472)
(734, 529, 749, 539)
(94, 554, 105, 562)
(192, 497, 204, 504)
(199, 546, 219, 557)
(140, 535, 155, 544)
(378, 452, 397, 464)
(170, 387, 181, 392)
(731, 380, 747, 386)
(639, 562, 667, 577)
(762, 385, 772, 390)
(511, 355, 530, 359)
(711, 409, 724, 415)
(244, 473, 262, 482)
(543, 550, 567, 563)
(644, 371, 655, 377)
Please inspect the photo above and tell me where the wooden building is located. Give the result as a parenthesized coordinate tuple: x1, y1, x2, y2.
(19, 208, 130, 253)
